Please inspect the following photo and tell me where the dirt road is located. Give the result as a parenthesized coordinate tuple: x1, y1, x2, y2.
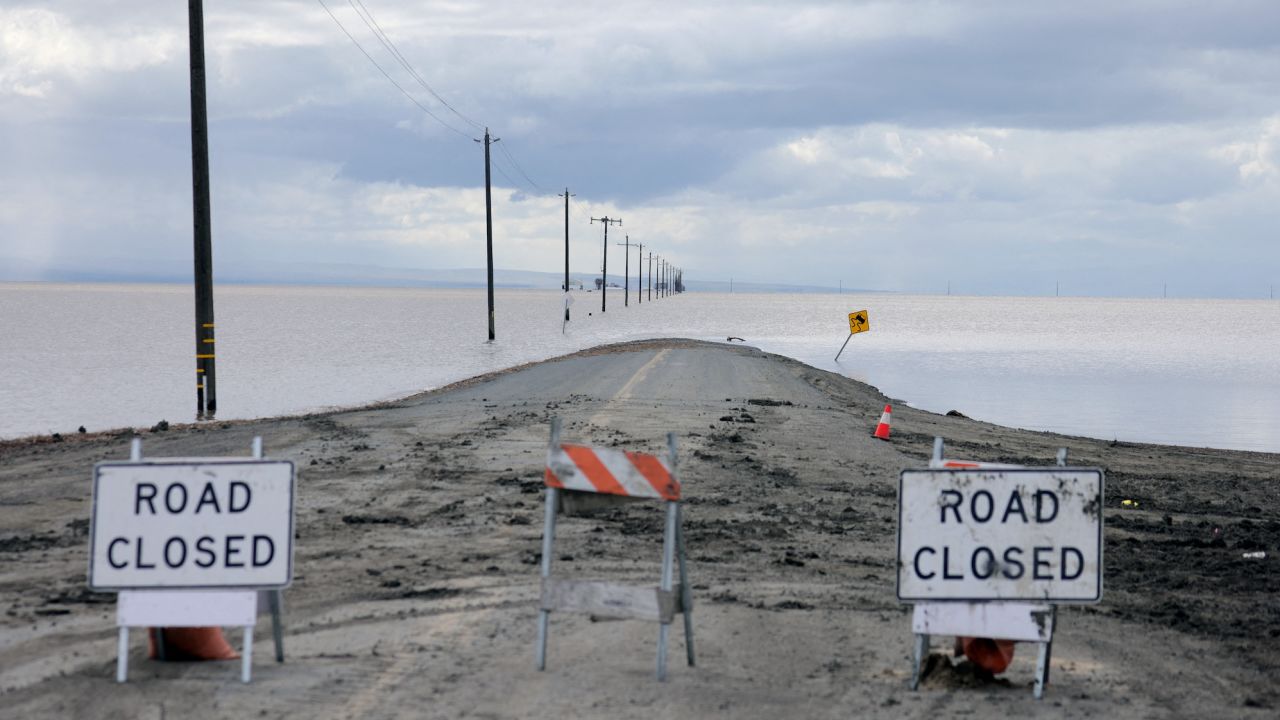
(1, 340, 1277, 718)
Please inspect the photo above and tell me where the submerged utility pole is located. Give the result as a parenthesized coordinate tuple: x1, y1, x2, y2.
(189, 0, 216, 418)
(616, 235, 636, 307)
(648, 252, 653, 301)
(636, 243, 643, 304)
(591, 216, 621, 312)
(560, 188, 573, 322)
(476, 128, 500, 340)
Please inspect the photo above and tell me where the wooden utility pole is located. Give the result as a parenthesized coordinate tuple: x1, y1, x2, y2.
(648, 252, 653, 301)
(591, 216, 621, 312)
(189, 0, 216, 418)
(616, 235, 636, 307)
(560, 188, 573, 322)
(636, 243, 643, 304)
(476, 128, 499, 340)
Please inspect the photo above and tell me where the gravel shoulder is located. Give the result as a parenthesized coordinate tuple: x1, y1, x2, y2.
(1, 339, 1277, 719)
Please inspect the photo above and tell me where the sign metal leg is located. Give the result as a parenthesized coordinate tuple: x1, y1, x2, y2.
(269, 590, 285, 662)
(834, 332, 853, 361)
(1034, 640, 1049, 699)
(117, 627, 129, 683)
(910, 632, 929, 690)
(242, 626, 253, 684)
(1042, 606, 1057, 686)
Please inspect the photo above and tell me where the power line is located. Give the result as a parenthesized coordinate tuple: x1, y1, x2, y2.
(321, 1, 570, 227)
(489, 156, 523, 191)
(346, 0, 483, 131)
(496, 141, 547, 195)
(316, 0, 471, 139)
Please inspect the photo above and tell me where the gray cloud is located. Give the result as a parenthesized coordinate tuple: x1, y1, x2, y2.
(1, 0, 1278, 297)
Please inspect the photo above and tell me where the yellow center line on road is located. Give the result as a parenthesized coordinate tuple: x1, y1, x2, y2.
(586, 348, 671, 427)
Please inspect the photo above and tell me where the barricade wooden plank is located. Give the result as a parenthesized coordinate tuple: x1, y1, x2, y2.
(540, 579, 683, 623)
(911, 602, 1052, 642)
(545, 443, 679, 501)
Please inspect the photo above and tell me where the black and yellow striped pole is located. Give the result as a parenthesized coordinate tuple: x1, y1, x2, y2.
(190, 0, 216, 417)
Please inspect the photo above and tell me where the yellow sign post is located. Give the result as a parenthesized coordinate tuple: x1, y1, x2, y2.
(836, 309, 870, 360)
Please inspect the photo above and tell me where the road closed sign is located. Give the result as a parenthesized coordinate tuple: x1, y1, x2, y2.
(897, 468, 1103, 603)
(89, 460, 295, 590)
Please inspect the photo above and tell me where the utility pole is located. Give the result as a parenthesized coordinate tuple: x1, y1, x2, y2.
(616, 235, 636, 307)
(189, 0, 216, 418)
(648, 252, 653, 301)
(591, 216, 621, 312)
(560, 188, 573, 322)
(475, 128, 500, 340)
(637, 243, 643, 304)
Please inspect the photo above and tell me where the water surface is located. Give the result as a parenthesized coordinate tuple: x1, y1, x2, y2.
(1, 284, 1275, 452)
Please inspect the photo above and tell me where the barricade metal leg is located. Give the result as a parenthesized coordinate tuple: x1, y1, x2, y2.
(269, 590, 285, 662)
(676, 506, 695, 667)
(535, 486, 559, 671)
(116, 627, 129, 683)
(155, 628, 167, 661)
(656, 500, 678, 681)
(242, 626, 253, 683)
(910, 632, 929, 690)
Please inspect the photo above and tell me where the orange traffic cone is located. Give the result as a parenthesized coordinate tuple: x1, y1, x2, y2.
(148, 627, 239, 661)
(873, 404, 892, 440)
(959, 636, 1016, 674)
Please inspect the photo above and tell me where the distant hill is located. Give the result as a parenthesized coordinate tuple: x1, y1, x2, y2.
(3, 259, 865, 294)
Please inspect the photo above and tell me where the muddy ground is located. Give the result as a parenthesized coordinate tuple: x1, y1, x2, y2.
(1, 339, 1277, 719)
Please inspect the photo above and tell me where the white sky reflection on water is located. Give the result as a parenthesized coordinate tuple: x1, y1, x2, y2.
(2, 284, 1277, 452)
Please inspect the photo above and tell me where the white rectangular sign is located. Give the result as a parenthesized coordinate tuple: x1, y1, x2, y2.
(896, 468, 1103, 603)
(89, 460, 295, 590)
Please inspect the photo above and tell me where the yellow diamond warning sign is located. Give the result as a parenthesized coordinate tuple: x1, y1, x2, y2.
(848, 310, 870, 335)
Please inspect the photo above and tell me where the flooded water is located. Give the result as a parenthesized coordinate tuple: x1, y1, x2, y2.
(2, 283, 1277, 452)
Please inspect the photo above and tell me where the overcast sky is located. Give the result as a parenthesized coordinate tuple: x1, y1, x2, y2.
(1, 0, 1277, 296)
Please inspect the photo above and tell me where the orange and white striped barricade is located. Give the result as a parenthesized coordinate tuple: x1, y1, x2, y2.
(902, 437, 1099, 700)
(536, 418, 694, 681)
(91, 437, 290, 683)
